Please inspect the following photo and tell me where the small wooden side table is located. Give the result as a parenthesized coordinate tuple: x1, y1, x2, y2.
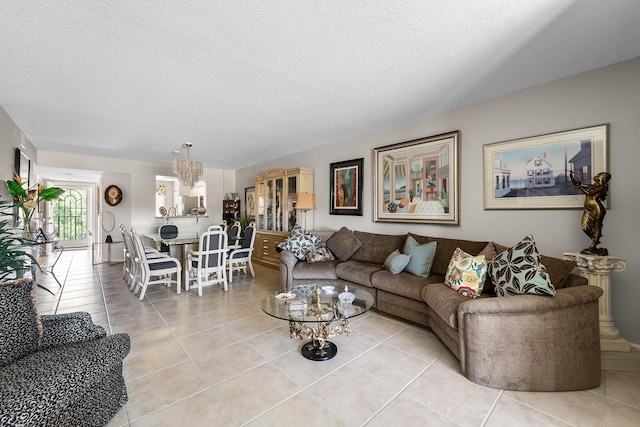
(563, 252, 629, 352)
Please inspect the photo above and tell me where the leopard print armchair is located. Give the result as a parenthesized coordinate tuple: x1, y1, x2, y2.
(0, 280, 130, 427)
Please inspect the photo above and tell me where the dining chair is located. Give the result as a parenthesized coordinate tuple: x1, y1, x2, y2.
(226, 220, 242, 250)
(158, 223, 179, 252)
(185, 229, 228, 296)
(227, 222, 256, 283)
(130, 230, 181, 300)
(119, 224, 134, 287)
(124, 227, 166, 288)
(218, 220, 227, 232)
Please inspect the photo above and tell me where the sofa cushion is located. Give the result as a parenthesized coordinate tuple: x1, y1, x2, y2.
(403, 236, 437, 277)
(373, 270, 442, 301)
(0, 279, 41, 367)
(444, 248, 488, 299)
(325, 227, 361, 261)
(292, 259, 340, 280)
(335, 260, 381, 287)
(277, 225, 321, 260)
(409, 233, 488, 276)
(421, 282, 493, 329)
(305, 246, 335, 263)
(477, 242, 499, 295)
(489, 235, 556, 297)
(383, 250, 411, 274)
(351, 231, 406, 264)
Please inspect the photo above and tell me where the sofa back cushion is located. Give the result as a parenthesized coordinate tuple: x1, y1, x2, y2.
(0, 279, 41, 367)
(325, 227, 362, 261)
(351, 231, 406, 264)
(409, 233, 488, 276)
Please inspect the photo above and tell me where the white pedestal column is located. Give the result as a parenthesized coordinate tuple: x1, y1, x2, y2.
(563, 252, 629, 352)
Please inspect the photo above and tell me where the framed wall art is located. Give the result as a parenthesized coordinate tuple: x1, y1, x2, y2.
(330, 158, 363, 216)
(374, 131, 460, 225)
(245, 186, 256, 218)
(483, 124, 609, 210)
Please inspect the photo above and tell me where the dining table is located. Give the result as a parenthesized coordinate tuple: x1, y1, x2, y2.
(142, 232, 200, 270)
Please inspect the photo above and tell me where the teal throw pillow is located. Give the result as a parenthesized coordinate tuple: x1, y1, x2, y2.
(403, 236, 437, 277)
(383, 249, 411, 274)
(488, 234, 556, 297)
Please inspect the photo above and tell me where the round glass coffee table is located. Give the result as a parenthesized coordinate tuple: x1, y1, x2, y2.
(261, 284, 375, 361)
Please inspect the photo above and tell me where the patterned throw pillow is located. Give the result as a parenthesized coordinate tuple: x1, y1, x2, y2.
(305, 245, 335, 263)
(402, 236, 437, 277)
(488, 234, 556, 297)
(277, 225, 321, 260)
(444, 248, 487, 298)
(383, 249, 412, 274)
(0, 279, 41, 366)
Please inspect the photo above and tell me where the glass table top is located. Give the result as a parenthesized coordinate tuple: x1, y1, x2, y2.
(261, 284, 375, 323)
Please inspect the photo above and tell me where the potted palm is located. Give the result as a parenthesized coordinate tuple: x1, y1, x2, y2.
(0, 195, 53, 293)
(6, 172, 64, 238)
(0, 195, 34, 280)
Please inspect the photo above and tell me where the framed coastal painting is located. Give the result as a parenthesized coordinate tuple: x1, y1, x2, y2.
(330, 158, 363, 216)
(483, 124, 609, 210)
(373, 131, 460, 225)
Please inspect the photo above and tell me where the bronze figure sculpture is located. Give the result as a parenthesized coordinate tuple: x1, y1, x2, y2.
(569, 170, 611, 256)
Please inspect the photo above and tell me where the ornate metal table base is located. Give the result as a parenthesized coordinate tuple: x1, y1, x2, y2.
(301, 340, 338, 361)
(262, 285, 374, 362)
(289, 318, 351, 361)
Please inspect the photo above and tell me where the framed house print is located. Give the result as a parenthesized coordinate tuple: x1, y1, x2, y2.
(483, 124, 609, 209)
(374, 131, 460, 225)
(330, 158, 363, 216)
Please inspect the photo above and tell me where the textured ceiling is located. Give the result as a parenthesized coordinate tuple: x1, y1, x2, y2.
(1, 1, 640, 172)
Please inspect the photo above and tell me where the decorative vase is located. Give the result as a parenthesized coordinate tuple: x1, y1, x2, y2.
(22, 224, 33, 239)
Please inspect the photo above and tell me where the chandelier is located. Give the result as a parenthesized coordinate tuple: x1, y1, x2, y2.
(173, 142, 203, 188)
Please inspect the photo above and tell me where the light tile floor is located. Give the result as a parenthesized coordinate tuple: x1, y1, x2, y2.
(34, 249, 640, 426)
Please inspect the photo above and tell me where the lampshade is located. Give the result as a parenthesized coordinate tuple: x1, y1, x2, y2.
(296, 192, 316, 210)
(173, 142, 203, 188)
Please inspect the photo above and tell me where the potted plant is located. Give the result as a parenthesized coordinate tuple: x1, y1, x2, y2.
(0, 195, 54, 293)
(6, 172, 64, 238)
(0, 195, 34, 280)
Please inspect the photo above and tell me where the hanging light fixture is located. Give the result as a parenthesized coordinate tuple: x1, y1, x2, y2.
(173, 142, 203, 188)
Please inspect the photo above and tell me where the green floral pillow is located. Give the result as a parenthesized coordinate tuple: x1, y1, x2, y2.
(488, 234, 556, 297)
(444, 248, 487, 298)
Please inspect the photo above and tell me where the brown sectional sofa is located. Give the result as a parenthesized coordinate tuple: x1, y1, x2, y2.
(279, 228, 603, 391)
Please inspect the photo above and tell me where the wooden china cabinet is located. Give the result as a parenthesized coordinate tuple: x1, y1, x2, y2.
(253, 167, 313, 268)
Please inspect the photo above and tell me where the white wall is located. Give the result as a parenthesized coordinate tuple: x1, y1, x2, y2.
(0, 108, 37, 200)
(237, 57, 640, 345)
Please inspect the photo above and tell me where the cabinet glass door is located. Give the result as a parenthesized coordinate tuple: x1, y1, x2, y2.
(274, 177, 284, 232)
(257, 181, 265, 230)
(265, 179, 274, 230)
(286, 176, 297, 232)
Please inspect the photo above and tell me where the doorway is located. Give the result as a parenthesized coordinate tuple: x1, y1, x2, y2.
(50, 184, 94, 249)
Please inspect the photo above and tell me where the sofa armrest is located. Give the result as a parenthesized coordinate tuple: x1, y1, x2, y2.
(40, 312, 107, 349)
(457, 285, 603, 391)
(280, 250, 299, 291)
